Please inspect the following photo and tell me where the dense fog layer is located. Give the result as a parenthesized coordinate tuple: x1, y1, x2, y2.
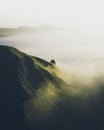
(0, 29, 104, 74)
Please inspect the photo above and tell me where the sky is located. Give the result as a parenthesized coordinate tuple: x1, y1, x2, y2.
(0, 0, 104, 28)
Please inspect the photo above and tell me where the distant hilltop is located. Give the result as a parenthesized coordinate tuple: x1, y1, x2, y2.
(18, 24, 63, 31)
(0, 25, 63, 37)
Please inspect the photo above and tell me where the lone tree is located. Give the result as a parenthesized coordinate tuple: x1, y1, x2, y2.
(50, 59, 56, 65)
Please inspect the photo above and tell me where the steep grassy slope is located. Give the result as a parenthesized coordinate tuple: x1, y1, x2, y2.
(0, 45, 68, 130)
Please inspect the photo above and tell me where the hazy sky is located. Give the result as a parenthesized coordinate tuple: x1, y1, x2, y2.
(0, 0, 104, 27)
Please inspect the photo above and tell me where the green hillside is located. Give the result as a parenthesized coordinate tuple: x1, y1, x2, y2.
(0, 45, 68, 130)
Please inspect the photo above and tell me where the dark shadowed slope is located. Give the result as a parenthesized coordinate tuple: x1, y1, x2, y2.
(0, 45, 68, 130)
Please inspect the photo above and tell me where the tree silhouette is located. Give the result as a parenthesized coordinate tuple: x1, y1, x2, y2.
(50, 59, 56, 65)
